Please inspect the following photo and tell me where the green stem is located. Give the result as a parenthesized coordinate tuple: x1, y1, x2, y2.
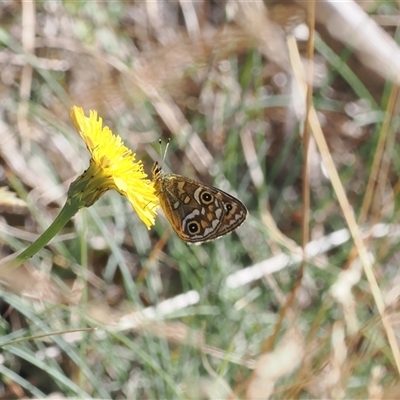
(1, 199, 80, 271)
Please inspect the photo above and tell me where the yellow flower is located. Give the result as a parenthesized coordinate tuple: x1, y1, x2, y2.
(69, 106, 158, 228)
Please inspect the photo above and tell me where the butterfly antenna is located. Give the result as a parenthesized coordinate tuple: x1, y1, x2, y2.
(158, 139, 162, 165)
(159, 138, 171, 168)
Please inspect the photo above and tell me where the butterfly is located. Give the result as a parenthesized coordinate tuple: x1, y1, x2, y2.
(152, 161, 247, 244)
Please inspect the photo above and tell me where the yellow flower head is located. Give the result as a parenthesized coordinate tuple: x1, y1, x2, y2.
(69, 106, 158, 228)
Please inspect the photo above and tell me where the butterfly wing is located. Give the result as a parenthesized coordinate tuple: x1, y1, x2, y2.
(152, 162, 247, 244)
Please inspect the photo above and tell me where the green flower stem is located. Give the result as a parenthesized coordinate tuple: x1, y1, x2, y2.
(0, 167, 110, 273)
(1, 197, 81, 271)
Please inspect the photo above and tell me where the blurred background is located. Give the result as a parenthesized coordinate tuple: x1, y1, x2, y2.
(1, 0, 400, 398)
